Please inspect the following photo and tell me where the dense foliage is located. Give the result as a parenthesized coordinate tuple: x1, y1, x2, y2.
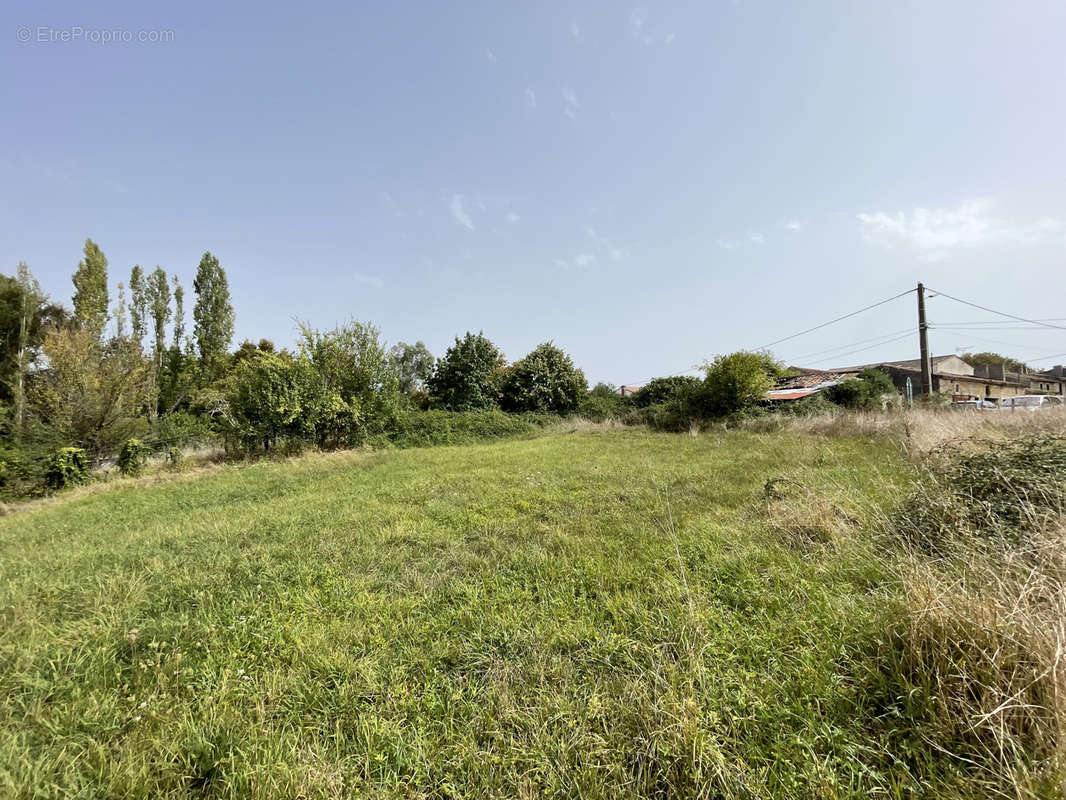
(427, 332, 505, 411)
(498, 342, 587, 414)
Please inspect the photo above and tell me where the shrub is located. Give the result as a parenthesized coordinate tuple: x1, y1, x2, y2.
(155, 411, 216, 449)
(45, 447, 89, 490)
(427, 332, 506, 411)
(389, 409, 538, 448)
(631, 376, 702, 409)
(498, 342, 587, 415)
(224, 352, 357, 453)
(700, 351, 782, 418)
(117, 438, 153, 476)
(824, 369, 896, 410)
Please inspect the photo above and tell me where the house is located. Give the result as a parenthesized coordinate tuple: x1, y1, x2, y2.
(1030, 366, 1066, 396)
(765, 369, 858, 401)
(768, 354, 1057, 403)
(617, 385, 643, 398)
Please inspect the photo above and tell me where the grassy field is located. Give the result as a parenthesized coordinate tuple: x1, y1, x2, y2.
(0, 425, 1053, 798)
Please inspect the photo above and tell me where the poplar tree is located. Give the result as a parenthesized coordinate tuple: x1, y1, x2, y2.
(72, 238, 109, 341)
(192, 251, 234, 375)
(146, 267, 171, 371)
(129, 265, 147, 344)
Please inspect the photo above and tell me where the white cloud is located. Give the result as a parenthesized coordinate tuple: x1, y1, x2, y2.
(574, 253, 597, 267)
(783, 220, 802, 231)
(749, 233, 766, 245)
(525, 88, 536, 108)
(858, 198, 1064, 261)
(552, 258, 569, 269)
(569, 20, 581, 40)
(486, 49, 497, 63)
(449, 194, 475, 230)
(664, 32, 676, 44)
(629, 8, 647, 39)
(564, 108, 577, 121)
(562, 87, 579, 109)
(506, 212, 520, 223)
(716, 238, 740, 250)
(353, 273, 384, 289)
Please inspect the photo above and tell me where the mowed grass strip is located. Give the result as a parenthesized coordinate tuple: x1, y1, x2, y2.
(1, 429, 930, 798)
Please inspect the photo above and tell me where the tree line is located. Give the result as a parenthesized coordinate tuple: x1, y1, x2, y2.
(1, 237, 904, 499)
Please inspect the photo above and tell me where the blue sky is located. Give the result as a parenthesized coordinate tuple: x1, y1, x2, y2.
(3, 0, 1065, 384)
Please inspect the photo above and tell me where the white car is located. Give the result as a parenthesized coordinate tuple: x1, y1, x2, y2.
(999, 395, 1064, 412)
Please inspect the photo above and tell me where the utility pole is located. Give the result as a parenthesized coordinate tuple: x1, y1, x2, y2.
(917, 282, 932, 395)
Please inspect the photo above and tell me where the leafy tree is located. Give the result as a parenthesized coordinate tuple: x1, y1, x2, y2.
(171, 275, 188, 352)
(428, 332, 505, 411)
(631, 376, 702, 408)
(222, 351, 354, 452)
(113, 282, 129, 340)
(297, 320, 400, 443)
(30, 325, 152, 457)
(146, 267, 171, 370)
(961, 351, 1027, 373)
(389, 341, 435, 394)
(192, 252, 235, 375)
(824, 368, 896, 410)
(579, 382, 632, 421)
(129, 266, 147, 344)
(498, 342, 587, 414)
(72, 238, 109, 341)
(700, 351, 782, 417)
(0, 264, 64, 441)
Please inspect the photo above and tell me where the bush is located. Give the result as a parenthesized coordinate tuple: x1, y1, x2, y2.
(389, 409, 541, 448)
(631, 376, 702, 409)
(699, 351, 781, 418)
(155, 411, 216, 449)
(824, 369, 895, 410)
(427, 332, 506, 411)
(117, 438, 153, 477)
(45, 447, 89, 490)
(498, 343, 587, 415)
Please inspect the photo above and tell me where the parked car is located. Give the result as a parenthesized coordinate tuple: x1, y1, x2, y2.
(999, 395, 1064, 412)
(950, 398, 999, 412)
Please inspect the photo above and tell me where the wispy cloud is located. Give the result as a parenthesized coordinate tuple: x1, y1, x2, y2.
(716, 238, 740, 250)
(525, 88, 537, 108)
(506, 212, 520, 223)
(449, 194, 475, 230)
(749, 233, 766, 245)
(354, 273, 384, 289)
(552, 258, 570, 269)
(574, 253, 597, 267)
(486, 49, 497, 63)
(629, 8, 648, 41)
(584, 226, 632, 262)
(858, 198, 1064, 261)
(562, 87, 579, 109)
(664, 32, 676, 44)
(569, 20, 581, 40)
(783, 219, 802, 231)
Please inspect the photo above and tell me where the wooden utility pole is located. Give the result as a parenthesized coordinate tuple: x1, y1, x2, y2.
(917, 282, 932, 395)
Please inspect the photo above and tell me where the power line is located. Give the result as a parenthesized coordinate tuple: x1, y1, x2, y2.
(753, 287, 915, 350)
(933, 317, 1066, 328)
(925, 287, 1066, 332)
(803, 330, 917, 367)
(781, 327, 913, 363)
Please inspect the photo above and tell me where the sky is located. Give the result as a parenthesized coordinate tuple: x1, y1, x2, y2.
(2, 0, 1065, 385)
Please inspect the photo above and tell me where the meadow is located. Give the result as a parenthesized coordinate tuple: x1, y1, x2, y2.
(1, 416, 1063, 798)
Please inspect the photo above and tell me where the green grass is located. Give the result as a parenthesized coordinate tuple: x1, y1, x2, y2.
(0, 428, 985, 798)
